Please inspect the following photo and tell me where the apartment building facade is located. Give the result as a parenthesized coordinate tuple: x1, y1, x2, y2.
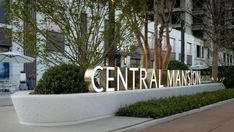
(129, 22, 234, 68)
(0, 0, 233, 88)
(170, 0, 234, 66)
(0, 0, 24, 88)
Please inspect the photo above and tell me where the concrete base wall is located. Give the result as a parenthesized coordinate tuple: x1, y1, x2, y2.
(11, 83, 225, 126)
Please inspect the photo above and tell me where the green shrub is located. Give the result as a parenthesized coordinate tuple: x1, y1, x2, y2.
(34, 64, 88, 94)
(117, 89, 234, 119)
(223, 75, 234, 88)
(200, 66, 234, 82)
(168, 60, 189, 70)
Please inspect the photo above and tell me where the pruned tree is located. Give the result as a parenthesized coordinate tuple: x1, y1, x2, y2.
(120, 0, 151, 68)
(154, 0, 176, 70)
(9, 0, 130, 68)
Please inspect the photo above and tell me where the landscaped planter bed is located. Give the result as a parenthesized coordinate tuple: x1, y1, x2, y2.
(11, 83, 224, 126)
(117, 88, 234, 119)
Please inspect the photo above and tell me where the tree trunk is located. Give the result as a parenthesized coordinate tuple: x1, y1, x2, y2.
(211, 30, 219, 82)
(162, 25, 172, 70)
(154, 0, 159, 69)
(108, 0, 116, 67)
(158, 25, 165, 69)
(144, 8, 150, 69)
(141, 48, 146, 68)
(161, 25, 172, 85)
(211, 46, 218, 82)
(211, 23, 220, 82)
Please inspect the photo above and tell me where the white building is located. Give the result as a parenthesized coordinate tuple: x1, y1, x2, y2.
(129, 22, 234, 68)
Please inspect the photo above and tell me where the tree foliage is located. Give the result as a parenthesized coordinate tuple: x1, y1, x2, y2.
(10, 0, 131, 67)
(192, 0, 234, 82)
(120, 0, 150, 68)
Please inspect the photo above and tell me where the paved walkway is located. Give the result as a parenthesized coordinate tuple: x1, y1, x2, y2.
(142, 101, 234, 132)
(0, 94, 12, 106)
(2, 95, 234, 132)
(0, 106, 151, 132)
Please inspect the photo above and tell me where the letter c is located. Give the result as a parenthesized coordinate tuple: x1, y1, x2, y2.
(92, 66, 104, 92)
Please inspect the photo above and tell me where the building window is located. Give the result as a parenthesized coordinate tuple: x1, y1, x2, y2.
(230, 55, 233, 64)
(223, 53, 226, 63)
(193, 30, 204, 39)
(0, 0, 9, 24)
(174, 0, 180, 8)
(170, 38, 176, 53)
(207, 48, 210, 59)
(0, 46, 9, 52)
(193, 0, 205, 8)
(130, 59, 140, 67)
(193, 15, 203, 24)
(187, 42, 192, 55)
(46, 31, 64, 52)
(171, 12, 180, 25)
(0, 27, 12, 47)
(202, 47, 204, 58)
(196, 45, 200, 58)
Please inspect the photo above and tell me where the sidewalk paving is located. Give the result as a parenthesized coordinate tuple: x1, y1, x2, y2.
(2, 96, 234, 132)
(142, 100, 234, 132)
(0, 94, 12, 106)
(0, 106, 151, 132)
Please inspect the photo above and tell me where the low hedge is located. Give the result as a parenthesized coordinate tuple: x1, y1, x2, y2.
(200, 66, 234, 79)
(223, 75, 234, 88)
(117, 89, 234, 119)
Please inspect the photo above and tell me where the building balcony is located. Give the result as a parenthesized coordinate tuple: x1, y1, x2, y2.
(192, 8, 206, 16)
(171, 24, 181, 30)
(227, 25, 234, 29)
(172, 7, 183, 12)
(192, 23, 204, 31)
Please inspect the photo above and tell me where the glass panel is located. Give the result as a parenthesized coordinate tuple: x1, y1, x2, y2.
(0, 63, 9, 80)
(46, 31, 64, 52)
(0, 28, 12, 46)
(0, 0, 9, 24)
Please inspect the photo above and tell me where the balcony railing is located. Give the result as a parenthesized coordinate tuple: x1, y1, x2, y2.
(192, 23, 204, 31)
(192, 8, 205, 16)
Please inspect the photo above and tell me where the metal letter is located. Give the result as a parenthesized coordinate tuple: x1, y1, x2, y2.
(117, 67, 128, 91)
(140, 68, 148, 89)
(150, 69, 157, 88)
(106, 67, 115, 92)
(84, 66, 104, 92)
(167, 70, 175, 87)
(129, 68, 138, 90)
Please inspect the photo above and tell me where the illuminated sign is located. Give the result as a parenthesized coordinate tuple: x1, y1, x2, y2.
(84, 66, 201, 93)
